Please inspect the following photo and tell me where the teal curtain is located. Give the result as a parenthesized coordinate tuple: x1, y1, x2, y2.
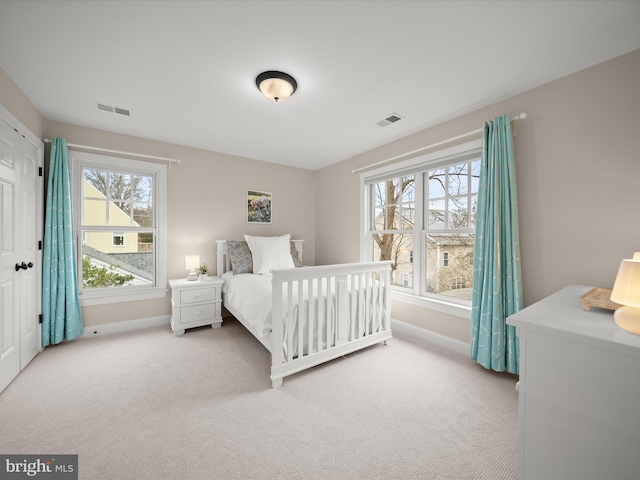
(470, 115, 522, 373)
(42, 138, 83, 346)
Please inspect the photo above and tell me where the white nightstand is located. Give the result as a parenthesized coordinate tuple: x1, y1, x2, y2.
(169, 276, 224, 336)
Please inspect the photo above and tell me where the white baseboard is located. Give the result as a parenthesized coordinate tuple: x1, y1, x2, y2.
(391, 318, 470, 357)
(78, 315, 171, 339)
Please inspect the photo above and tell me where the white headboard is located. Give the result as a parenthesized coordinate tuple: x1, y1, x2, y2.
(216, 239, 304, 275)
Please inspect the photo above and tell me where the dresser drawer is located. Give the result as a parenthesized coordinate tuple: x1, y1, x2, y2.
(180, 286, 219, 305)
(179, 303, 217, 325)
(523, 333, 640, 434)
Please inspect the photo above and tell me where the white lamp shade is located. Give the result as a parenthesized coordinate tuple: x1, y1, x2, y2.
(258, 78, 294, 102)
(185, 255, 200, 271)
(610, 254, 640, 307)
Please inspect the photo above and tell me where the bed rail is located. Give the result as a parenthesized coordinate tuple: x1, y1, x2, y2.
(270, 261, 392, 388)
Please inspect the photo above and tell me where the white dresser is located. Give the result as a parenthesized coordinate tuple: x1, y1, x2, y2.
(507, 285, 640, 480)
(169, 277, 224, 336)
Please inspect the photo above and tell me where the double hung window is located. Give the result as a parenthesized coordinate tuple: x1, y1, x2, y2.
(71, 151, 167, 305)
(362, 140, 481, 310)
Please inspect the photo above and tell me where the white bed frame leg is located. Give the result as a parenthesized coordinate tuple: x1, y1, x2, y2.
(271, 377, 283, 389)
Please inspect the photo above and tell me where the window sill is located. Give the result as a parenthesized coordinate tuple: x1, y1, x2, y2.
(79, 288, 168, 307)
(391, 290, 472, 320)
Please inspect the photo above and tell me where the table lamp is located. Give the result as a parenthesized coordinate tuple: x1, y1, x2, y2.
(185, 254, 200, 281)
(610, 252, 640, 335)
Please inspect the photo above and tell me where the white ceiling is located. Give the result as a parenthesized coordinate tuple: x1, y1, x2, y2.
(1, 1, 639, 170)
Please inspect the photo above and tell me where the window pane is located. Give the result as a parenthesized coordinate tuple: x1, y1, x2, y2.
(82, 198, 107, 226)
(402, 181, 415, 202)
(470, 160, 481, 193)
(427, 199, 445, 229)
(373, 233, 413, 288)
(425, 233, 474, 300)
(109, 172, 131, 205)
(448, 163, 469, 196)
(428, 168, 445, 198)
(83, 169, 107, 198)
(448, 197, 469, 229)
(373, 207, 385, 230)
(132, 175, 153, 202)
(82, 231, 154, 289)
(133, 203, 153, 227)
(374, 182, 386, 205)
(400, 203, 415, 228)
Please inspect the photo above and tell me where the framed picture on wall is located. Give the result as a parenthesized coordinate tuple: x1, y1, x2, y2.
(246, 189, 272, 224)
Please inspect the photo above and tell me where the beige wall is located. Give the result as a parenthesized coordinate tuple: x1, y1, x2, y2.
(316, 49, 640, 343)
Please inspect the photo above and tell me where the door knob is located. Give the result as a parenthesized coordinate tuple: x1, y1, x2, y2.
(14, 262, 32, 271)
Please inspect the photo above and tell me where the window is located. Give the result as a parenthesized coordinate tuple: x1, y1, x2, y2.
(362, 140, 481, 311)
(112, 233, 125, 247)
(71, 151, 167, 306)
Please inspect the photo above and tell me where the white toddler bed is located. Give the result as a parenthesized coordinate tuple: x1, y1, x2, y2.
(216, 237, 392, 388)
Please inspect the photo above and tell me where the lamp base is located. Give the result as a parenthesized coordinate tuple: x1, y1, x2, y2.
(614, 306, 640, 335)
(186, 270, 198, 281)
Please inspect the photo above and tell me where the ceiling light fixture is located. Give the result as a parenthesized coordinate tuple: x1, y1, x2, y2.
(256, 71, 297, 103)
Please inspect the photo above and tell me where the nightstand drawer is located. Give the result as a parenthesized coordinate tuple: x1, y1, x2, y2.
(181, 287, 219, 304)
(180, 303, 217, 325)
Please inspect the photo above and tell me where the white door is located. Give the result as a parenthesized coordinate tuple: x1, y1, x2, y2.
(0, 118, 21, 393)
(0, 113, 43, 394)
(19, 135, 41, 369)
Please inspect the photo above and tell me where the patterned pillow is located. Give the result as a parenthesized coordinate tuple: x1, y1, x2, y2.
(227, 239, 302, 274)
(226, 240, 253, 274)
(290, 242, 303, 267)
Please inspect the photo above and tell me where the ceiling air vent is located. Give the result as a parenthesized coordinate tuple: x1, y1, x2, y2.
(93, 101, 132, 117)
(376, 113, 404, 127)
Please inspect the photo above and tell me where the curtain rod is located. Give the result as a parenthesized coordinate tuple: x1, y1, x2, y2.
(351, 112, 527, 174)
(43, 138, 181, 165)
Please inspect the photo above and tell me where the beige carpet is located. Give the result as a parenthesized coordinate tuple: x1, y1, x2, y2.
(0, 317, 518, 479)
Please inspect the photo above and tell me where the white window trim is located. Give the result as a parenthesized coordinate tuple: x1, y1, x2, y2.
(359, 139, 481, 319)
(71, 150, 168, 306)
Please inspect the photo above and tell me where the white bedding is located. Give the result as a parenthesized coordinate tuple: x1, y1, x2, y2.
(223, 271, 380, 360)
(223, 272, 276, 338)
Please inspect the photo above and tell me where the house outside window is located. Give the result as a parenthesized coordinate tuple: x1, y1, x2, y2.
(71, 151, 167, 306)
(362, 140, 481, 310)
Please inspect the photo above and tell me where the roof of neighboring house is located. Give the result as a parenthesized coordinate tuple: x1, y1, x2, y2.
(83, 245, 153, 282)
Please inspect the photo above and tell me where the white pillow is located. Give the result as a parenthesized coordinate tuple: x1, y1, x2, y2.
(244, 234, 295, 274)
